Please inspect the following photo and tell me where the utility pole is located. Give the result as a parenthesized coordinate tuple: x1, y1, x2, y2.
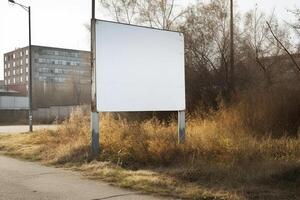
(230, 0, 235, 93)
(28, 6, 33, 132)
(91, 0, 100, 158)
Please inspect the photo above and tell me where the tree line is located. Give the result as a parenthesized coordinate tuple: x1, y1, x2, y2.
(99, 0, 300, 136)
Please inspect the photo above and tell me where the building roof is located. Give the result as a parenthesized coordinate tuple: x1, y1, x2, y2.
(0, 88, 23, 96)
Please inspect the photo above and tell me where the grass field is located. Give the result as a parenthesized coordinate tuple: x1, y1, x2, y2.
(0, 108, 299, 200)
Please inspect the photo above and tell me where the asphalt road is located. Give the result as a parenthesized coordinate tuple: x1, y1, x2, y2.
(0, 156, 168, 200)
(0, 125, 58, 134)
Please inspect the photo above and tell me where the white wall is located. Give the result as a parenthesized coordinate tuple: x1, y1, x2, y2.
(0, 96, 29, 110)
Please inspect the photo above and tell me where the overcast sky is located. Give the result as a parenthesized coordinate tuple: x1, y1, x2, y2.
(1, 0, 300, 80)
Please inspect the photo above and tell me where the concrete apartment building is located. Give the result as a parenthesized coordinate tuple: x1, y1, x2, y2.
(3, 46, 91, 108)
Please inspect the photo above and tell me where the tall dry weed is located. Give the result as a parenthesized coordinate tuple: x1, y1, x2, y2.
(25, 105, 300, 185)
(219, 87, 300, 137)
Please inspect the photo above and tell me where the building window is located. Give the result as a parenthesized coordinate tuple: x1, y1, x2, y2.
(4, 56, 7, 61)
(54, 68, 63, 74)
(8, 79, 10, 84)
(4, 72, 7, 77)
(4, 64, 6, 69)
(20, 77, 23, 82)
(26, 50, 28, 55)
(20, 60, 23, 65)
(13, 62, 15, 67)
(39, 76, 47, 81)
(26, 76, 28, 81)
(26, 67, 28, 73)
(20, 51, 23, 57)
(8, 71, 10, 76)
(13, 53, 15, 59)
(13, 70, 15, 75)
(21, 69, 23, 74)
(8, 63, 10, 68)
(13, 78, 15, 84)
(39, 68, 49, 73)
(4, 80, 7, 85)
(55, 77, 65, 82)
(26, 58, 28, 64)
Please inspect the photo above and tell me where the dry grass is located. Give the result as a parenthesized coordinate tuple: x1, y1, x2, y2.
(0, 107, 300, 199)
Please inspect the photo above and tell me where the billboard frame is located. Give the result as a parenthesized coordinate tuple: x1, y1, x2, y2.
(90, 7, 185, 157)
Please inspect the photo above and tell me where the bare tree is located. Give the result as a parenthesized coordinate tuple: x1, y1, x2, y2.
(178, 0, 243, 108)
(184, 1, 237, 94)
(242, 8, 292, 87)
(99, 0, 187, 30)
(100, 0, 138, 24)
(267, 22, 300, 74)
(136, 0, 187, 29)
(287, 8, 300, 38)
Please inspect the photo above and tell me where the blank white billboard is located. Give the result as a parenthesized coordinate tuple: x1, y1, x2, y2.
(95, 20, 185, 112)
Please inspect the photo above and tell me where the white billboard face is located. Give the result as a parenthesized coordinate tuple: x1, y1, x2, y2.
(95, 20, 185, 112)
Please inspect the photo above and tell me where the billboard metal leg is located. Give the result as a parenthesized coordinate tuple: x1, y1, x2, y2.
(178, 110, 185, 144)
(91, 112, 100, 158)
(29, 110, 33, 132)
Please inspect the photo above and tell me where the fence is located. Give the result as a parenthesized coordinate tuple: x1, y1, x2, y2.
(33, 106, 89, 122)
(0, 96, 29, 110)
(0, 96, 89, 123)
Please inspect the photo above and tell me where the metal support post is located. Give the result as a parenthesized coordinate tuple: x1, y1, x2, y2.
(91, 112, 99, 155)
(178, 110, 185, 144)
(230, 0, 235, 92)
(91, 0, 100, 158)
